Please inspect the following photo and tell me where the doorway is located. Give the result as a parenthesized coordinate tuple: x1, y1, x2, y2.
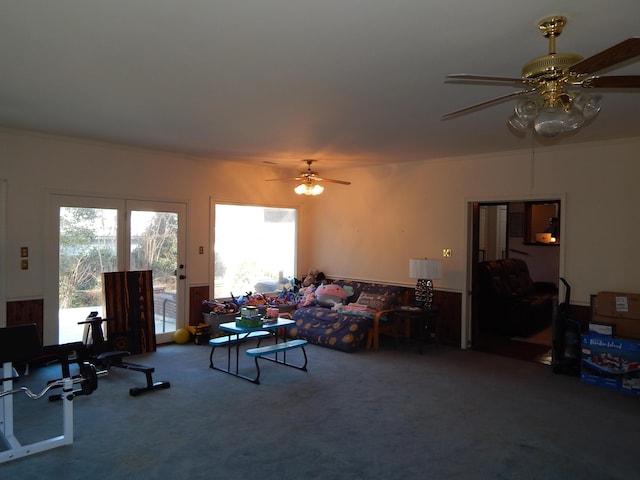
(467, 198, 563, 364)
(45, 195, 186, 346)
(0, 180, 5, 328)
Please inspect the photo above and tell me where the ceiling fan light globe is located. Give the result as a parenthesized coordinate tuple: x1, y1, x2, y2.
(563, 108, 585, 131)
(533, 106, 569, 137)
(508, 115, 529, 131)
(574, 93, 602, 119)
(514, 98, 539, 120)
(309, 184, 324, 195)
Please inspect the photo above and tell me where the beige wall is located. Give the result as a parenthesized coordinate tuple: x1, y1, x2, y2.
(0, 129, 309, 301)
(306, 138, 640, 305)
(2, 128, 640, 336)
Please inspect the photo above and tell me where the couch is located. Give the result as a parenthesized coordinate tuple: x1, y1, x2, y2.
(476, 258, 557, 337)
(287, 280, 412, 352)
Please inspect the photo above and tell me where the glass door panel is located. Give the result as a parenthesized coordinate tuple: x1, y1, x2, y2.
(128, 201, 186, 344)
(56, 201, 123, 344)
(130, 210, 179, 338)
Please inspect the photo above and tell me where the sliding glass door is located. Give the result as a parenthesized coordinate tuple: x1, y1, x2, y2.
(46, 195, 186, 346)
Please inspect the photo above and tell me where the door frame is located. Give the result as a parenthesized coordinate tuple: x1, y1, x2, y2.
(462, 194, 567, 349)
(0, 180, 5, 328)
(45, 193, 187, 346)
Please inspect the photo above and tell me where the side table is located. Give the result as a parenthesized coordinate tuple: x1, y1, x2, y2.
(389, 306, 439, 354)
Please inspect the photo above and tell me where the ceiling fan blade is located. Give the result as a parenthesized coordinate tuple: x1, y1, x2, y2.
(569, 38, 640, 75)
(318, 178, 351, 185)
(441, 90, 534, 119)
(265, 176, 303, 182)
(446, 74, 533, 85)
(583, 75, 640, 88)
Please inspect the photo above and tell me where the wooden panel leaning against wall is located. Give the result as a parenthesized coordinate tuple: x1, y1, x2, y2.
(190, 285, 210, 326)
(6, 299, 44, 344)
(432, 290, 461, 347)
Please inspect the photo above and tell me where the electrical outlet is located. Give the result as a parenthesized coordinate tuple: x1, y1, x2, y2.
(21, 259, 29, 270)
(443, 248, 452, 258)
(199, 246, 204, 255)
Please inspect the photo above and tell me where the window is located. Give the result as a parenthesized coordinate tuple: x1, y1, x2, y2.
(213, 204, 297, 299)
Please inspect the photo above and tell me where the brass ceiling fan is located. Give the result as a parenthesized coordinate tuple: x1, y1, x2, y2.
(266, 159, 351, 195)
(442, 16, 640, 137)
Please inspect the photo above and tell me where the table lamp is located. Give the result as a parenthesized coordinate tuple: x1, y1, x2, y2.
(409, 258, 442, 309)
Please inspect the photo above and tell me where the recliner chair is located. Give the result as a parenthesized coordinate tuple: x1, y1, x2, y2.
(476, 258, 557, 337)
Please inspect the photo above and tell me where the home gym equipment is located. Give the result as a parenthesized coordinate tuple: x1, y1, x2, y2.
(79, 312, 170, 396)
(552, 277, 582, 376)
(1, 324, 100, 463)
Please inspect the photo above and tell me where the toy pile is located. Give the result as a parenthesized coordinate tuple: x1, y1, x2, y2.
(296, 269, 327, 308)
(202, 299, 239, 315)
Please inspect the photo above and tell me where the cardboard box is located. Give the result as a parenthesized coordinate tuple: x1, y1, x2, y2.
(595, 291, 640, 319)
(581, 334, 640, 396)
(593, 292, 640, 340)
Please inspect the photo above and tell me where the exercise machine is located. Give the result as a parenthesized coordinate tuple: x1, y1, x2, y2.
(79, 312, 170, 396)
(552, 277, 582, 376)
(1, 324, 100, 463)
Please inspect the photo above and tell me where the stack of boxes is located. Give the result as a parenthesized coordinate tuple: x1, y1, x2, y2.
(582, 292, 640, 395)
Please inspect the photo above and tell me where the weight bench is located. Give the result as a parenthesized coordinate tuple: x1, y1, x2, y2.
(0, 324, 100, 463)
(79, 313, 170, 396)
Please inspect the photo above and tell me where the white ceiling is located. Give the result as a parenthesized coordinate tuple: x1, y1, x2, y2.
(1, 1, 639, 169)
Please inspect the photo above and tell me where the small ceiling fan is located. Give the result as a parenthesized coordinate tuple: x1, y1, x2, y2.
(266, 159, 351, 195)
(442, 16, 640, 137)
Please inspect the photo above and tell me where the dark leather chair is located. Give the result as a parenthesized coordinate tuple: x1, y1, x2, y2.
(476, 258, 557, 337)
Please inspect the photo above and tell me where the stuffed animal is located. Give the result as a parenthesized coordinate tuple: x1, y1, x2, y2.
(315, 284, 348, 307)
(302, 269, 326, 288)
(302, 269, 318, 287)
(298, 285, 317, 307)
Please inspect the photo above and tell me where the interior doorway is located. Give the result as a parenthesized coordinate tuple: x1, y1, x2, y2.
(467, 198, 562, 364)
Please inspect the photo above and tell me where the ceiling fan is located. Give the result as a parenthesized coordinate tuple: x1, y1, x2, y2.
(442, 16, 640, 137)
(266, 159, 351, 195)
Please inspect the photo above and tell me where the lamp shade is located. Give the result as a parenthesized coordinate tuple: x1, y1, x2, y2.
(409, 258, 442, 280)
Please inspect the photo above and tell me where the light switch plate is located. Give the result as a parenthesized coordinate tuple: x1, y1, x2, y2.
(443, 248, 452, 258)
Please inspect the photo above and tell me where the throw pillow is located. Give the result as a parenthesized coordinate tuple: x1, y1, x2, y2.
(356, 292, 392, 311)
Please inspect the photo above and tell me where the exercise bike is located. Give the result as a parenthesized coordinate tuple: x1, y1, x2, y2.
(78, 312, 170, 396)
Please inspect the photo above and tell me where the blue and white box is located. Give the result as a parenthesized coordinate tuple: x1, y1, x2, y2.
(581, 334, 640, 396)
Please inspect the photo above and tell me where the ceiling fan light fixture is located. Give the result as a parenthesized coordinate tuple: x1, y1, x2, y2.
(294, 182, 324, 196)
(443, 16, 640, 139)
